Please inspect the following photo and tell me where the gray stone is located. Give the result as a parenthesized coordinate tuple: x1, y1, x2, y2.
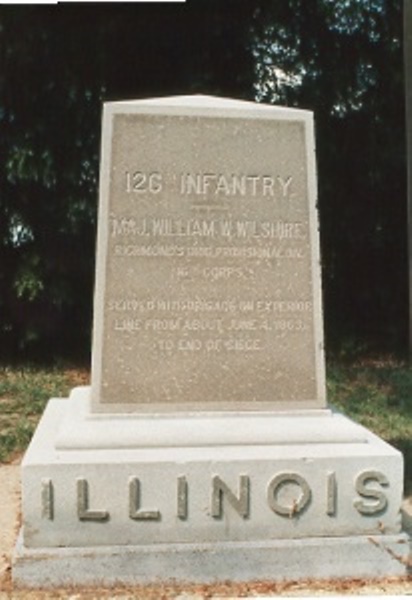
(13, 95, 409, 587)
(20, 396, 404, 550)
(91, 96, 326, 412)
(14, 532, 409, 588)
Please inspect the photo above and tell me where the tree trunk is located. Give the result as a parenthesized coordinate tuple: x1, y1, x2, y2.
(405, 0, 412, 356)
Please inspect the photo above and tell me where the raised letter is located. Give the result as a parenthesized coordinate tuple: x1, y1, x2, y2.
(326, 471, 337, 516)
(129, 477, 161, 521)
(177, 475, 188, 520)
(211, 475, 250, 519)
(77, 479, 109, 522)
(267, 472, 311, 517)
(41, 478, 54, 520)
(354, 470, 389, 515)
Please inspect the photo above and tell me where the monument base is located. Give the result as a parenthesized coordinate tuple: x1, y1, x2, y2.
(13, 388, 409, 587)
(14, 532, 409, 588)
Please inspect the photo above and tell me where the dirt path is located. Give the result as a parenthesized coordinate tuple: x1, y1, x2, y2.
(0, 461, 20, 590)
(1, 460, 411, 598)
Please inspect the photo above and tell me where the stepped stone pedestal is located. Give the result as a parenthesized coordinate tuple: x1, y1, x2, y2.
(13, 96, 409, 587)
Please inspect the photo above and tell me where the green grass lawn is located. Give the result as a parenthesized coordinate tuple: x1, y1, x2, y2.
(327, 358, 412, 494)
(0, 360, 411, 493)
(0, 366, 89, 463)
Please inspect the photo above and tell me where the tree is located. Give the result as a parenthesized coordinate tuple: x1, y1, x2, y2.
(253, 0, 406, 353)
(0, 3, 258, 360)
(0, 1, 407, 360)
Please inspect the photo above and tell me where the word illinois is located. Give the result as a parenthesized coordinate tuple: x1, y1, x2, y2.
(40, 469, 389, 522)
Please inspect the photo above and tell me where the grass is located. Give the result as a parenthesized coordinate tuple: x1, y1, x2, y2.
(0, 359, 411, 492)
(327, 357, 412, 494)
(0, 365, 89, 463)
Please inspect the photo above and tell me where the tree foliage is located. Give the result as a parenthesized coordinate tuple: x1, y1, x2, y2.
(0, 1, 406, 361)
(253, 0, 406, 352)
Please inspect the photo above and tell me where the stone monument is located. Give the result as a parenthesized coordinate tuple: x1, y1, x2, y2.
(13, 96, 408, 587)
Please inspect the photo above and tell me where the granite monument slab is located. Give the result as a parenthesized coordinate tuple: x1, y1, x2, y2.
(91, 96, 325, 412)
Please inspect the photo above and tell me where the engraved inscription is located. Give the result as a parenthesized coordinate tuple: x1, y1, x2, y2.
(128, 477, 161, 521)
(109, 297, 311, 356)
(179, 172, 294, 198)
(211, 475, 250, 519)
(93, 113, 324, 409)
(326, 471, 337, 517)
(177, 475, 188, 521)
(353, 470, 389, 515)
(267, 472, 312, 517)
(125, 171, 163, 194)
(41, 478, 54, 521)
(124, 171, 294, 199)
(77, 479, 109, 522)
(40, 468, 391, 526)
(110, 217, 306, 240)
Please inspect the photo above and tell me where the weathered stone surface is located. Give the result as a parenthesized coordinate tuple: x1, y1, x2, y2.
(13, 532, 409, 588)
(91, 96, 325, 412)
(21, 398, 403, 549)
(15, 396, 408, 585)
